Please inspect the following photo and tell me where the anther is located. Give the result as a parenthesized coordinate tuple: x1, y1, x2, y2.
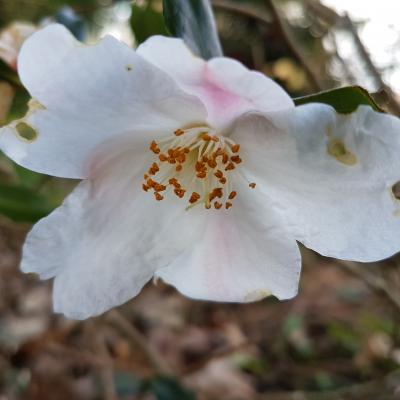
(214, 170, 224, 179)
(231, 144, 240, 153)
(155, 193, 164, 201)
(174, 188, 185, 198)
(231, 155, 242, 164)
(147, 178, 156, 188)
(150, 140, 160, 154)
(214, 202, 222, 209)
(144, 130, 245, 211)
(249, 183, 256, 189)
(208, 159, 217, 168)
(154, 184, 166, 192)
(228, 191, 237, 200)
(225, 162, 235, 171)
(196, 171, 207, 179)
(148, 162, 159, 175)
(214, 149, 224, 158)
(189, 192, 201, 204)
(195, 161, 204, 171)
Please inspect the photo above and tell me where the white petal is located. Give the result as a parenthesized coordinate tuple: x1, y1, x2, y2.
(0, 25, 206, 178)
(156, 183, 301, 302)
(231, 104, 400, 262)
(137, 36, 294, 130)
(21, 138, 205, 319)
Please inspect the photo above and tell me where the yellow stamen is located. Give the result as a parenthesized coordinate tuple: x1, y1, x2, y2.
(141, 126, 256, 210)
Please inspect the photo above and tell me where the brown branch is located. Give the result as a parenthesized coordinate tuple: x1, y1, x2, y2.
(212, 0, 272, 25)
(339, 14, 400, 115)
(105, 310, 173, 376)
(182, 339, 253, 376)
(212, 0, 323, 91)
(338, 260, 400, 312)
(305, 0, 400, 115)
(86, 321, 117, 400)
(264, 0, 323, 91)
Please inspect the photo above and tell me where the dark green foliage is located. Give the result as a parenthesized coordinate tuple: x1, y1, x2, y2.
(162, 0, 222, 59)
(294, 86, 383, 113)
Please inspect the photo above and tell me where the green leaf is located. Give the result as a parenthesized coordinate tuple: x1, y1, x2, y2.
(162, 0, 222, 59)
(0, 183, 54, 222)
(131, 1, 169, 44)
(294, 86, 383, 113)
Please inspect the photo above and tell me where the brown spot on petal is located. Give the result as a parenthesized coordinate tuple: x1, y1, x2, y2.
(15, 122, 38, 142)
(327, 138, 357, 166)
(392, 182, 400, 200)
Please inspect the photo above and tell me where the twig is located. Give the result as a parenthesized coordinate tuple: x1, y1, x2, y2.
(212, 0, 272, 25)
(105, 310, 173, 376)
(339, 13, 400, 115)
(264, 0, 323, 91)
(182, 339, 253, 376)
(305, 0, 400, 115)
(212, 0, 323, 91)
(88, 321, 117, 400)
(338, 260, 400, 312)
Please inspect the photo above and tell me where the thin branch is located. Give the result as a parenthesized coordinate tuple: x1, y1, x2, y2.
(212, 0, 323, 91)
(105, 310, 173, 376)
(339, 13, 400, 115)
(182, 339, 252, 375)
(305, 0, 400, 115)
(87, 321, 117, 400)
(264, 0, 323, 91)
(212, 0, 272, 25)
(338, 260, 400, 312)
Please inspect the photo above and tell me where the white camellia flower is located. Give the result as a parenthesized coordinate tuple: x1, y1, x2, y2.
(1, 24, 400, 319)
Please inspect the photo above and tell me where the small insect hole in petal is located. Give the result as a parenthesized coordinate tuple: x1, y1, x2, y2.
(15, 122, 38, 142)
(392, 182, 400, 200)
(327, 138, 357, 166)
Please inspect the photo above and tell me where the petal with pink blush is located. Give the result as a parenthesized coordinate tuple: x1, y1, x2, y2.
(137, 36, 294, 130)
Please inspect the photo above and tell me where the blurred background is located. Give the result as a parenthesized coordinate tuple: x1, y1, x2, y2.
(1, 0, 400, 399)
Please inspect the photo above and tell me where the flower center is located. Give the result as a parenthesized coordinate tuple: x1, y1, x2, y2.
(142, 126, 255, 210)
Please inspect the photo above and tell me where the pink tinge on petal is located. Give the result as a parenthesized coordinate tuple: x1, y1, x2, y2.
(137, 36, 294, 131)
(197, 65, 252, 129)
